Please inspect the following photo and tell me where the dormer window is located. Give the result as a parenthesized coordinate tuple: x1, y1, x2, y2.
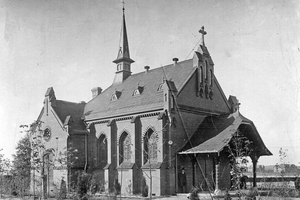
(111, 90, 122, 101)
(133, 86, 144, 96)
(133, 89, 140, 96)
(111, 94, 118, 101)
(157, 83, 163, 92)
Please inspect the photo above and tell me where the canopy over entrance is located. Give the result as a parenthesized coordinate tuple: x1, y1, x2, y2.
(179, 111, 272, 157)
(176, 112, 271, 192)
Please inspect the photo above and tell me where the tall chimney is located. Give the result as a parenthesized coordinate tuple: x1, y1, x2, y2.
(91, 87, 102, 98)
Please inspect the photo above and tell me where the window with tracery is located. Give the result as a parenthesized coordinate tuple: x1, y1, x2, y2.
(97, 135, 107, 167)
(119, 132, 131, 164)
(143, 129, 158, 164)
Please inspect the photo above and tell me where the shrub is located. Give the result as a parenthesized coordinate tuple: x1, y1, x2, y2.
(76, 172, 91, 198)
(90, 176, 98, 195)
(188, 187, 200, 200)
(223, 189, 231, 200)
(141, 176, 148, 197)
(245, 187, 258, 200)
(113, 178, 121, 195)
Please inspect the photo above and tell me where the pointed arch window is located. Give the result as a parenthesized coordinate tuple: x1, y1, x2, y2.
(143, 129, 158, 164)
(199, 66, 203, 85)
(205, 60, 208, 81)
(97, 135, 108, 167)
(119, 132, 131, 164)
(210, 69, 213, 87)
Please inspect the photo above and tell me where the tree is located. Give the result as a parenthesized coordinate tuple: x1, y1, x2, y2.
(19, 121, 48, 199)
(226, 130, 251, 198)
(10, 134, 32, 196)
(0, 149, 11, 197)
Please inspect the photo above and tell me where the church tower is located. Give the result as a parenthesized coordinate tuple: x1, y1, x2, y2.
(113, 5, 134, 85)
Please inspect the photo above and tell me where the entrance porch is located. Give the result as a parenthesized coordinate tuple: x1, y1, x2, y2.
(176, 112, 272, 193)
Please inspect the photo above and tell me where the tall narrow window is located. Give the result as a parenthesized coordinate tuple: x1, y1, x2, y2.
(210, 69, 213, 86)
(43, 154, 50, 176)
(199, 66, 203, 84)
(143, 129, 158, 164)
(205, 60, 208, 80)
(119, 132, 131, 164)
(170, 96, 175, 111)
(97, 135, 107, 167)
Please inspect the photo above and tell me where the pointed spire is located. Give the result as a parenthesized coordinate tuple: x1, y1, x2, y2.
(113, 1, 134, 64)
(112, 1, 134, 84)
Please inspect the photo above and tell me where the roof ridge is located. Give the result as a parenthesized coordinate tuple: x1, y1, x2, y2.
(55, 99, 85, 105)
(130, 58, 193, 77)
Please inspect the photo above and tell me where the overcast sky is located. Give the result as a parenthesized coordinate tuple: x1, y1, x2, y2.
(0, 0, 299, 166)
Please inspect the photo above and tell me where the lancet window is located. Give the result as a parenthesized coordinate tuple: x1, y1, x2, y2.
(143, 128, 158, 164)
(205, 60, 208, 80)
(119, 132, 131, 164)
(97, 135, 107, 167)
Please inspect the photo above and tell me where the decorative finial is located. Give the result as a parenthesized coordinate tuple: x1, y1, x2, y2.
(122, 0, 125, 13)
(199, 26, 207, 46)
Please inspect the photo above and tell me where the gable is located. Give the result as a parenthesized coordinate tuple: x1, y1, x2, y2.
(177, 70, 231, 114)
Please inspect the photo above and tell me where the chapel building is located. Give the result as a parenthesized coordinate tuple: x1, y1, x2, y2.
(82, 7, 271, 196)
(30, 6, 271, 197)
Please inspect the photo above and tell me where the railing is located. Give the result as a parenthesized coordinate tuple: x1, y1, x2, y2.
(246, 176, 299, 189)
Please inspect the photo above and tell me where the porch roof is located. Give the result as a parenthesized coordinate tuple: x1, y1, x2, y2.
(178, 112, 272, 157)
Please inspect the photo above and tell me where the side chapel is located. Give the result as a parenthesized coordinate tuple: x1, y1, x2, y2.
(30, 5, 271, 197)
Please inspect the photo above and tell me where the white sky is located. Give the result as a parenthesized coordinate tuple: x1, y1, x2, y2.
(0, 0, 299, 166)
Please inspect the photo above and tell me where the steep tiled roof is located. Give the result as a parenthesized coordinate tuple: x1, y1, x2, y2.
(52, 100, 86, 130)
(84, 59, 194, 121)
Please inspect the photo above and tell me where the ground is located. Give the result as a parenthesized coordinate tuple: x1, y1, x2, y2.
(1, 194, 300, 200)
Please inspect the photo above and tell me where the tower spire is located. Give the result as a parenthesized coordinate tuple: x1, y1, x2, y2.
(113, 1, 134, 84)
(113, 1, 134, 64)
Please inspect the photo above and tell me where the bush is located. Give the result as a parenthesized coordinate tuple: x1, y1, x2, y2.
(90, 176, 98, 195)
(188, 187, 200, 200)
(141, 176, 148, 197)
(76, 172, 91, 198)
(223, 189, 231, 200)
(113, 178, 121, 195)
(245, 187, 258, 200)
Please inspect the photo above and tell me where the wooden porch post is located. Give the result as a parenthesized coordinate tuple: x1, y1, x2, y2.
(251, 155, 259, 188)
(191, 155, 196, 186)
(215, 155, 220, 191)
(175, 153, 178, 193)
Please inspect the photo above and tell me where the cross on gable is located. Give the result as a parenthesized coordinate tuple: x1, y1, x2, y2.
(199, 26, 207, 46)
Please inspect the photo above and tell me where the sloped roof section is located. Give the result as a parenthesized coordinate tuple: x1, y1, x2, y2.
(83, 59, 194, 121)
(52, 100, 86, 130)
(179, 112, 272, 157)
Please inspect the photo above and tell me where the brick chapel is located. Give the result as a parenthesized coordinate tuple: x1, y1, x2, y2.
(30, 5, 271, 197)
